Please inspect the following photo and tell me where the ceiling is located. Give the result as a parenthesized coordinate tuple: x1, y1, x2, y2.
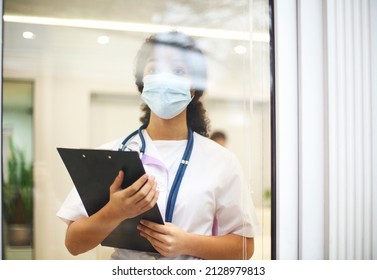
(4, 0, 266, 32)
(3, 0, 271, 99)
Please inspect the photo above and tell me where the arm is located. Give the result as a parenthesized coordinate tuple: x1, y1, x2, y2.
(65, 171, 159, 256)
(187, 233, 254, 260)
(138, 220, 254, 260)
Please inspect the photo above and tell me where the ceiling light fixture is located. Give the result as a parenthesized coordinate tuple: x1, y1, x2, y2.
(234, 45, 247, 54)
(4, 15, 269, 42)
(22, 31, 35, 39)
(97, 35, 109, 44)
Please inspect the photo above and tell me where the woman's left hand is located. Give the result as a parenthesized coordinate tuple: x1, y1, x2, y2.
(137, 220, 191, 257)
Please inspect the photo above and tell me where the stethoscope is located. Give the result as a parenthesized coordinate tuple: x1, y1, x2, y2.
(118, 124, 194, 223)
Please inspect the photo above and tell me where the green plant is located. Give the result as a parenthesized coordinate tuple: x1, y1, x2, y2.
(3, 138, 33, 225)
(263, 189, 271, 201)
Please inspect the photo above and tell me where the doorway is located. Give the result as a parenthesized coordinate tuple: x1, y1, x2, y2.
(2, 79, 34, 259)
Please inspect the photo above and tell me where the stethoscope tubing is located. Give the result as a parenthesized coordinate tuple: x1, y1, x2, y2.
(165, 127, 193, 222)
(119, 124, 147, 155)
(119, 125, 194, 223)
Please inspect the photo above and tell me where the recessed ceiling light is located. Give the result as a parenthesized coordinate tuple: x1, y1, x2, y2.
(234, 45, 247, 54)
(97, 35, 109, 45)
(22, 31, 35, 39)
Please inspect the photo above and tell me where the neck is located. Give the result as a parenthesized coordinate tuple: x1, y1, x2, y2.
(146, 111, 189, 140)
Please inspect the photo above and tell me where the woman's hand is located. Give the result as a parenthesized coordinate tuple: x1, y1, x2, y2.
(107, 171, 159, 222)
(137, 220, 192, 257)
(65, 171, 159, 256)
(137, 219, 254, 260)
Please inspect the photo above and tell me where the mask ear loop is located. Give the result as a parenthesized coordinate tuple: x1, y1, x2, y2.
(190, 88, 196, 98)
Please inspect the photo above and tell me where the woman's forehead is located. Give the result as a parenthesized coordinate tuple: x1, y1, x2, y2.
(147, 44, 187, 60)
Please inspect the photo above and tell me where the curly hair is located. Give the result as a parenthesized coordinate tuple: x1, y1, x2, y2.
(134, 31, 210, 137)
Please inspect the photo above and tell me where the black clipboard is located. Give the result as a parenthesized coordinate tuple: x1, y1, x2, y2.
(57, 147, 164, 253)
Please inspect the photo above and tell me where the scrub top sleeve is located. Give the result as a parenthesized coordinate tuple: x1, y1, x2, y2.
(215, 154, 259, 237)
(56, 139, 121, 225)
(56, 187, 88, 224)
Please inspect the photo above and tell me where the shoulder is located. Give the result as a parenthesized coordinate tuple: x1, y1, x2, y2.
(193, 132, 237, 163)
(192, 133, 245, 192)
(97, 138, 123, 150)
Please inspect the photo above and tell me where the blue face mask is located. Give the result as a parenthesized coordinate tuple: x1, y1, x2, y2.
(141, 73, 193, 119)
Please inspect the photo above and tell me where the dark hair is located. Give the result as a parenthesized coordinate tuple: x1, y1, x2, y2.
(134, 31, 210, 137)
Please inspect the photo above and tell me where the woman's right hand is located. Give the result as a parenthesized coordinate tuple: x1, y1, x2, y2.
(65, 170, 158, 256)
(107, 171, 159, 222)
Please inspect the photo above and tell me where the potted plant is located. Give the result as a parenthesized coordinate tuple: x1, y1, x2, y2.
(3, 138, 33, 246)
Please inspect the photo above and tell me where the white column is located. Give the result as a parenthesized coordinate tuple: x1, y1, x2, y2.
(324, 0, 375, 260)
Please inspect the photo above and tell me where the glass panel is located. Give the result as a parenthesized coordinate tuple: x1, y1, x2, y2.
(2, 0, 272, 260)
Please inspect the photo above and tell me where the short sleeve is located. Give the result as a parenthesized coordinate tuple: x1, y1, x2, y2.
(56, 187, 88, 224)
(56, 138, 121, 224)
(215, 154, 260, 237)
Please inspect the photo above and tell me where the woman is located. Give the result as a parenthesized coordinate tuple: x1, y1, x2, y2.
(57, 31, 258, 260)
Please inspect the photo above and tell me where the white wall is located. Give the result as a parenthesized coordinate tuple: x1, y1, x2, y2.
(274, 0, 377, 259)
(372, 0, 377, 260)
(325, 0, 375, 260)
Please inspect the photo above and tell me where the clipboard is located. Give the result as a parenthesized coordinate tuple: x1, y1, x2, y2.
(57, 147, 164, 253)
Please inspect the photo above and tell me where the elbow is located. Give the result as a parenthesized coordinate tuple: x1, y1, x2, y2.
(65, 223, 84, 256)
(67, 248, 80, 256)
(244, 237, 255, 260)
(65, 238, 81, 256)
(246, 245, 254, 259)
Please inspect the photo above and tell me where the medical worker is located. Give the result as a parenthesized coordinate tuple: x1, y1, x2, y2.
(210, 130, 228, 147)
(57, 31, 258, 260)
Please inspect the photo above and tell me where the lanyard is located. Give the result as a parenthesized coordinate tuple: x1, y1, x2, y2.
(119, 125, 194, 223)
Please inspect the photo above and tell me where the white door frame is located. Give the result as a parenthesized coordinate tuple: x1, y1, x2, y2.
(273, 0, 300, 259)
(0, 0, 3, 260)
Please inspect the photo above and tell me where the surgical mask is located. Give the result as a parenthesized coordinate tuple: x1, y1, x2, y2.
(141, 73, 193, 119)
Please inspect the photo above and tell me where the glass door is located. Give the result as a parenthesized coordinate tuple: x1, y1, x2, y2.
(2, 0, 273, 260)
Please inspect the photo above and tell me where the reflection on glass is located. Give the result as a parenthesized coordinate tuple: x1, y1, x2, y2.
(2, 0, 272, 260)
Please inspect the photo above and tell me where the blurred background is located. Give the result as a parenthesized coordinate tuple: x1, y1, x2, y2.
(2, 0, 272, 259)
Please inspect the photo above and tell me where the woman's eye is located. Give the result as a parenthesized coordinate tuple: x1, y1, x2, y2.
(147, 67, 156, 74)
(174, 67, 186, 75)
